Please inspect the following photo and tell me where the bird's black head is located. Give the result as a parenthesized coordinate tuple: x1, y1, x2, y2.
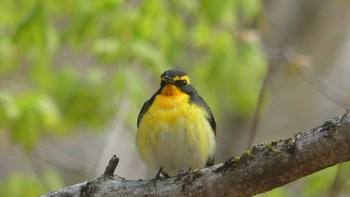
(159, 69, 197, 96)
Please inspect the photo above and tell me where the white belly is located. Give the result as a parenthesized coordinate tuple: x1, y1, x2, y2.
(155, 118, 212, 175)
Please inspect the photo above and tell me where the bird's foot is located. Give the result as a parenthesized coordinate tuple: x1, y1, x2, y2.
(154, 167, 169, 179)
(147, 167, 169, 188)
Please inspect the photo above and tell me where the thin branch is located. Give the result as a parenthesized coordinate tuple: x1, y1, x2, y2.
(41, 111, 350, 197)
(245, 61, 277, 149)
(284, 49, 349, 108)
(296, 65, 348, 107)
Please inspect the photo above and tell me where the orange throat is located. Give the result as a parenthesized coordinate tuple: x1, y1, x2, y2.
(156, 85, 189, 109)
(160, 85, 183, 96)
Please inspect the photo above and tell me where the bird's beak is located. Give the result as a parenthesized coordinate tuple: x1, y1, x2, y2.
(164, 75, 175, 85)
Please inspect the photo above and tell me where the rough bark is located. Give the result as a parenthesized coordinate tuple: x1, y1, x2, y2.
(41, 111, 350, 197)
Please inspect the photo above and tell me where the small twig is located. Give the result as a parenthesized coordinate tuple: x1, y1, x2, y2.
(245, 62, 277, 149)
(102, 155, 119, 176)
(284, 49, 349, 108)
(296, 65, 348, 107)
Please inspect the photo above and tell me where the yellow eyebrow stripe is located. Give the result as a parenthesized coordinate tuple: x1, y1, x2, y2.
(173, 76, 190, 84)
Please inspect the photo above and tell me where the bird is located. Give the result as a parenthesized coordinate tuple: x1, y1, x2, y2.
(136, 69, 216, 177)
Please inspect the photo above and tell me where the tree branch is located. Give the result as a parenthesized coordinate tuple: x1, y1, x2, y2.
(41, 111, 350, 197)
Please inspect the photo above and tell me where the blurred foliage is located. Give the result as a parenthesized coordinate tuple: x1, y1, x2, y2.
(0, 171, 64, 197)
(0, 0, 266, 149)
(0, 0, 348, 196)
(0, 92, 60, 149)
(0, 0, 268, 196)
(256, 163, 350, 197)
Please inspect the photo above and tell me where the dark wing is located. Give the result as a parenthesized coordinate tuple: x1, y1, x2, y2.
(201, 97, 216, 167)
(189, 93, 216, 167)
(194, 95, 216, 135)
(137, 92, 158, 128)
(184, 84, 216, 135)
(137, 100, 151, 128)
(201, 98, 216, 167)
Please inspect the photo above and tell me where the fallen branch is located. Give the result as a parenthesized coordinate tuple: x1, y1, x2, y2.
(41, 111, 350, 197)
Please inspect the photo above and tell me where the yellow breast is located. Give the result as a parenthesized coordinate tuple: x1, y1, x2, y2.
(136, 91, 216, 175)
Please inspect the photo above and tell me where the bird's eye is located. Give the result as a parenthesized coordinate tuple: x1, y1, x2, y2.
(175, 80, 188, 87)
